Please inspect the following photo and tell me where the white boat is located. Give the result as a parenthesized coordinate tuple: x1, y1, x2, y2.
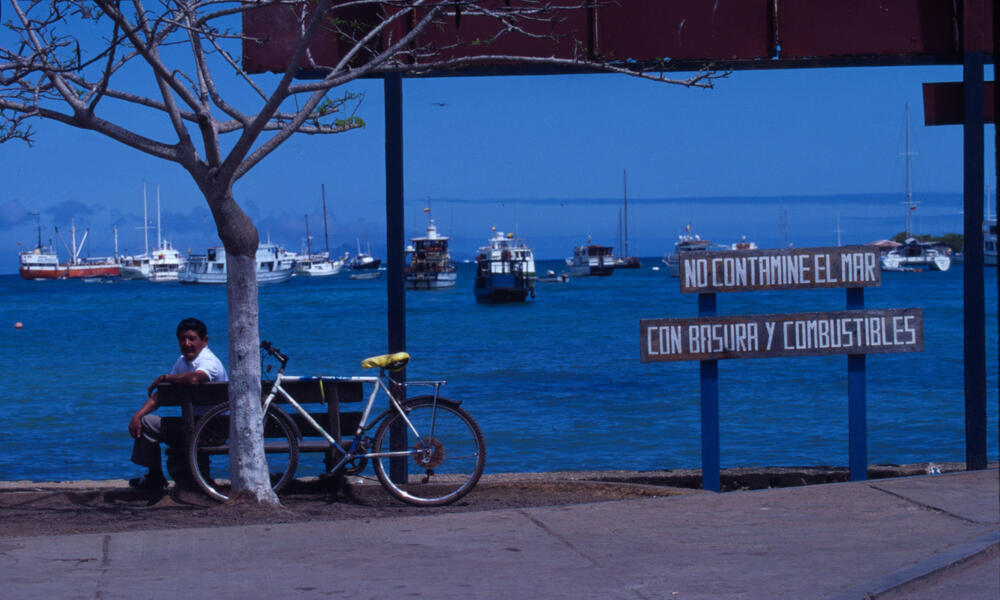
(730, 236, 758, 251)
(662, 229, 715, 278)
(294, 252, 343, 277)
(292, 192, 342, 277)
(121, 241, 185, 282)
(881, 238, 951, 272)
(565, 239, 615, 277)
(405, 218, 456, 289)
(18, 214, 63, 280)
(473, 230, 536, 303)
(538, 269, 569, 283)
(179, 243, 295, 284)
(879, 104, 950, 273)
(119, 184, 185, 282)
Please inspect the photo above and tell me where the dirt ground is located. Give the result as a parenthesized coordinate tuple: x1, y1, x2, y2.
(0, 463, 963, 538)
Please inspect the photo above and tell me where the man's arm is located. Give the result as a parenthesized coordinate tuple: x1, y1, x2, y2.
(130, 370, 211, 439)
(146, 369, 210, 397)
(129, 392, 159, 439)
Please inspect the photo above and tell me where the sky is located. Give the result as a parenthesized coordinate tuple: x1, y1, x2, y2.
(1, 58, 995, 273)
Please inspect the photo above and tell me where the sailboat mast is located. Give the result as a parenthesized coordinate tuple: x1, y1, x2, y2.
(32, 212, 41, 249)
(321, 184, 330, 255)
(304, 214, 311, 256)
(904, 103, 914, 239)
(156, 185, 162, 249)
(623, 169, 630, 257)
(142, 181, 149, 256)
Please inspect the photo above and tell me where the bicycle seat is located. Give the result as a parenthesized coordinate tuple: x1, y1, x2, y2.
(361, 352, 410, 371)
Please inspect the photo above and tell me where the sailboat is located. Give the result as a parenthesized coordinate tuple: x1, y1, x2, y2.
(879, 104, 951, 273)
(293, 184, 343, 277)
(615, 169, 641, 268)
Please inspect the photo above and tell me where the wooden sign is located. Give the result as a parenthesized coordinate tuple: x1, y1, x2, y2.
(678, 246, 881, 294)
(640, 308, 923, 362)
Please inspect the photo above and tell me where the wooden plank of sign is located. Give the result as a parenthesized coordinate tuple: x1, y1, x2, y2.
(678, 245, 882, 293)
(640, 308, 923, 362)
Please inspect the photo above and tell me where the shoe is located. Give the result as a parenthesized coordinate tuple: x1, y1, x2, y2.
(128, 474, 168, 491)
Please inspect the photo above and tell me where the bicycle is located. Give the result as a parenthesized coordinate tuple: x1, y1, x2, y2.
(186, 341, 486, 506)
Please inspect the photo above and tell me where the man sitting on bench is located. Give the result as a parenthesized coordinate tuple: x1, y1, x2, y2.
(128, 317, 228, 491)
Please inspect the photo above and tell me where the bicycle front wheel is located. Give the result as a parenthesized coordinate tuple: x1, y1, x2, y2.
(372, 397, 486, 506)
(187, 402, 300, 502)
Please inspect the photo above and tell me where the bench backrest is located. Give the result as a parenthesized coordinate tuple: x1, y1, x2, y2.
(157, 379, 364, 407)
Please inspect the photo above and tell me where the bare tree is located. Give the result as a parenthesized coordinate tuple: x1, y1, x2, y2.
(1, 0, 724, 505)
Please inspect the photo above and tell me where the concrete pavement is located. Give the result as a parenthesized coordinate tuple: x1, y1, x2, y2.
(1, 469, 996, 599)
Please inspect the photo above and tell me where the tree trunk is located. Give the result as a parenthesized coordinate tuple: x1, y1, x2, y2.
(207, 184, 280, 505)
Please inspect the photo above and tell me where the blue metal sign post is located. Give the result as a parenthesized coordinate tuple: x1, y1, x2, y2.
(698, 292, 720, 493)
(846, 287, 867, 481)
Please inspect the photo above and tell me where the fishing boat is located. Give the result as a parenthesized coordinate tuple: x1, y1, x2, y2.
(119, 184, 185, 282)
(662, 226, 715, 278)
(880, 104, 950, 273)
(293, 186, 341, 277)
(18, 214, 63, 280)
(179, 242, 295, 284)
(473, 230, 536, 303)
(54, 221, 120, 279)
(405, 218, 456, 289)
(615, 169, 641, 269)
(565, 238, 616, 277)
(880, 238, 951, 272)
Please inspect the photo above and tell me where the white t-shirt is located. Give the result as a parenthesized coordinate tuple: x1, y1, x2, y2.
(170, 346, 228, 382)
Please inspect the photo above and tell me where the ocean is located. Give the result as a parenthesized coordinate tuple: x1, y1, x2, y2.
(0, 261, 996, 482)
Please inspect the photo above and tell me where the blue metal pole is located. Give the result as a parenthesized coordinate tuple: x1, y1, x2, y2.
(846, 287, 866, 481)
(699, 292, 720, 492)
(962, 52, 988, 470)
(384, 73, 408, 483)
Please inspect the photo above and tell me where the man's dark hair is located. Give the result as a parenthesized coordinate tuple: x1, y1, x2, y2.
(176, 317, 208, 340)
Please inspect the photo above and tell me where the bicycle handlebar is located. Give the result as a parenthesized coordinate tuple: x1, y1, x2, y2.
(260, 340, 289, 366)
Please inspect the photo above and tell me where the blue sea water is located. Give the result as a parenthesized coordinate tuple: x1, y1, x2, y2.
(0, 261, 996, 482)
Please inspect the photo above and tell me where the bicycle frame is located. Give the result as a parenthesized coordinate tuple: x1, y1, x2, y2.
(261, 367, 447, 475)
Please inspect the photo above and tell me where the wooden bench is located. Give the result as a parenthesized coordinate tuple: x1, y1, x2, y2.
(156, 379, 364, 478)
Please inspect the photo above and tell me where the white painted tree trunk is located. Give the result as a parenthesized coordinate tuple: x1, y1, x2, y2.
(205, 185, 280, 506)
(225, 252, 278, 504)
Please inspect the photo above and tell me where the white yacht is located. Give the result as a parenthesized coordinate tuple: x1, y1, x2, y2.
(120, 241, 185, 282)
(119, 184, 185, 282)
(179, 243, 295, 284)
(293, 252, 343, 277)
(880, 104, 950, 273)
(662, 230, 715, 278)
(880, 238, 951, 272)
(565, 239, 615, 277)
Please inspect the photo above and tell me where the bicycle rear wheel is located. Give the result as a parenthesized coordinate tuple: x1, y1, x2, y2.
(372, 397, 486, 506)
(187, 402, 300, 502)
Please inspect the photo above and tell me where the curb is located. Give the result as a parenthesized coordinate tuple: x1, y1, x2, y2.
(828, 530, 1000, 600)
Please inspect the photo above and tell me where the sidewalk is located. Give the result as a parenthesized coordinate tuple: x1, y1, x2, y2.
(1, 469, 996, 599)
